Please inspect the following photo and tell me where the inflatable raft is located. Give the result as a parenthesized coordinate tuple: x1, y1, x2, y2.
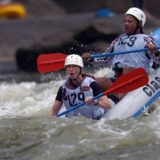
(103, 68, 160, 120)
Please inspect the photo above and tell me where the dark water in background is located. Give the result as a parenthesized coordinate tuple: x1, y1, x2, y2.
(0, 66, 160, 160)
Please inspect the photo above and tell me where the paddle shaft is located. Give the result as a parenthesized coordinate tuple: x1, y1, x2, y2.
(91, 47, 160, 58)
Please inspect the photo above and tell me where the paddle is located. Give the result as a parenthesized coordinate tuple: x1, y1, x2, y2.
(37, 53, 67, 73)
(57, 68, 148, 117)
(37, 47, 160, 73)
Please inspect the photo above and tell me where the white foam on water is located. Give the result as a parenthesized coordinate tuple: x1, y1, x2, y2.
(0, 80, 64, 118)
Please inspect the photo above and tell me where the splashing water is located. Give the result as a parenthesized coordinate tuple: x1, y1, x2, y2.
(0, 68, 160, 160)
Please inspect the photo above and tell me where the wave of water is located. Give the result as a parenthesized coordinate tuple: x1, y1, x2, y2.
(1, 114, 160, 160)
(0, 68, 160, 160)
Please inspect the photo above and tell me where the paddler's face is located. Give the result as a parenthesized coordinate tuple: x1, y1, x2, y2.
(124, 15, 138, 35)
(66, 65, 81, 79)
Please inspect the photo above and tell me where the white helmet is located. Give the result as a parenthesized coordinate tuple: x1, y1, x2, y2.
(125, 7, 146, 27)
(65, 54, 84, 68)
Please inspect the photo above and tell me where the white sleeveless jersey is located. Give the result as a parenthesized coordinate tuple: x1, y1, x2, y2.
(111, 33, 153, 73)
(62, 77, 105, 119)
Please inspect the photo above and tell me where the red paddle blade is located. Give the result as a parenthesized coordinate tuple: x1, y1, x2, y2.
(37, 53, 67, 73)
(105, 68, 148, 94)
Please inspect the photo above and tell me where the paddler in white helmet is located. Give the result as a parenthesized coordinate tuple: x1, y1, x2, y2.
(48, 54, 111, 120)
(82, 7, 159, 93)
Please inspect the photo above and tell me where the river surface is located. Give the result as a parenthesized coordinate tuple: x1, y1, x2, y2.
(0, 68, 160, 160)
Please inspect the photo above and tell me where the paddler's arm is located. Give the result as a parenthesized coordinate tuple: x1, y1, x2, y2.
(145, 42, 158, 53)
(145, 42, 160, 68)
(48, 86, 63, 117)
(48, 100, 63, 116)
(85, 81, 112, 109)
(82, 52, 111, 64)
